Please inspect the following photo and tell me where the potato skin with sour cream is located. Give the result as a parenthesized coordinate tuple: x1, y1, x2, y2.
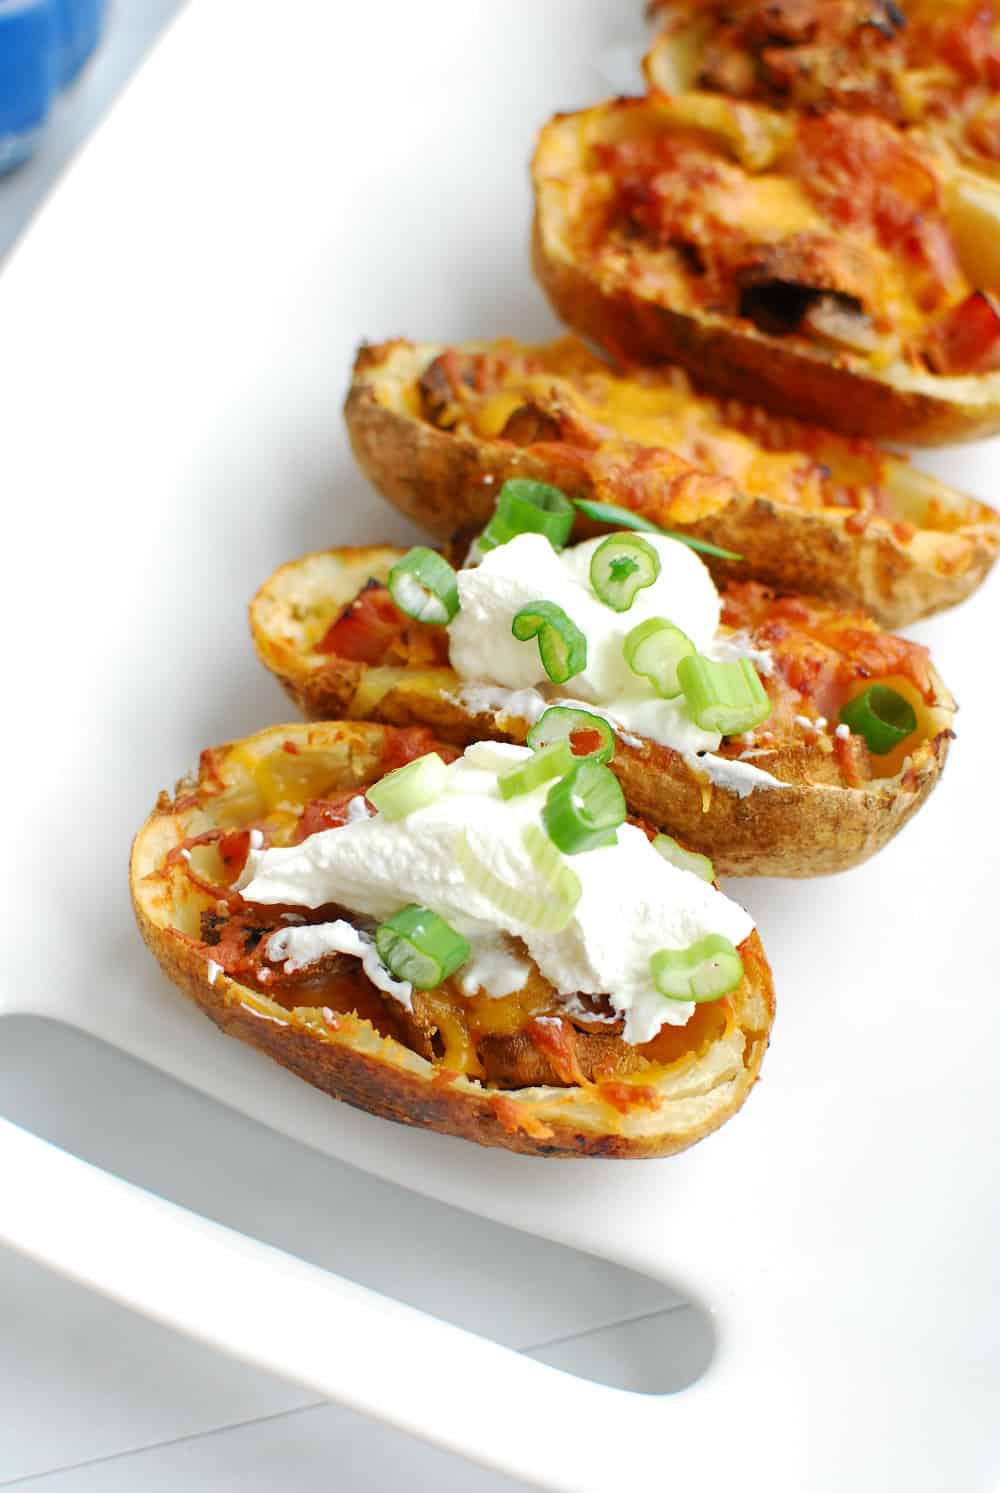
(129, 721, 774, 1158)
(249, 546, 955, 878)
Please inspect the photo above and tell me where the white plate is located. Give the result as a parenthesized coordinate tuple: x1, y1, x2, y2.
(0, 4, 998, 1490)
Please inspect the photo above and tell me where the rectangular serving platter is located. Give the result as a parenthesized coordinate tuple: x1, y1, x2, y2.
(0, 4, 997, 1489)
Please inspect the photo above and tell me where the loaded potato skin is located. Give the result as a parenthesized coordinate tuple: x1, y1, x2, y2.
(345, 336, 1000, 627)
(249, 546, 955, 878)
(531, 94, 1000, 442)
(646, 0, 1000, 172)
(130, 722, 774, 1158)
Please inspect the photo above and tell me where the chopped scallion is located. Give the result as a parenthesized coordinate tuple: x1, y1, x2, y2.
(367, 752, 448, 821)
(387, 547, 460, 624)
(650, 934, 743, 1003)
(511, 600, 587, 684)
(375, 905, 470, 990)
(589, 533, 661, 612)
(479, 479, 576, 553)
(838, 685, 917, 756)
(542, 760, 626, 855)
(677, 654, 772, 735)
(624, 617, 695, 698)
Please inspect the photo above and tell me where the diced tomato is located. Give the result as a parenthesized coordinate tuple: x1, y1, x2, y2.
(926, 292, 1000, 375)
(315, 582, 405, 663)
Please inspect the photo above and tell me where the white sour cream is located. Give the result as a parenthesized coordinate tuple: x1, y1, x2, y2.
(241, 743, 754, 1045)
(444, 531, 782, 787)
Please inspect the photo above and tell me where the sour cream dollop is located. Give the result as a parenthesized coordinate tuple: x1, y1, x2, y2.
(239, 742, 753, 1045)
(448, 531, 764, 768)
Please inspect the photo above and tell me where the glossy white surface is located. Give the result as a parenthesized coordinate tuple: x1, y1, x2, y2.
(0, 3, 998, 1489)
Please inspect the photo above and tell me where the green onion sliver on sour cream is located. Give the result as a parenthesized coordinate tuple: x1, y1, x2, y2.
(589, 533, 661, 612)
(387, 547, 460, 624)
(526, 705, 616, 765)
(511, 599, 588, 684)
(374, 904, 470, 989)
(366, 752, 449, 821)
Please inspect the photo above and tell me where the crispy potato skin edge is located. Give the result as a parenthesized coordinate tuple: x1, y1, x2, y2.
(130, 723, 774, 1158)
(344, 341, 1000, 628)
(251, 549, 954, 878)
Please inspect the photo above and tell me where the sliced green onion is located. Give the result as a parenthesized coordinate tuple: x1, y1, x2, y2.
(455, 829, 580, 932)
(498, 740, 574, 800)
(526, 705, 615, 765)
(387, 547, 459, 624)
(573, 497, 743, 563)
(542, 760, 626, 855)
(838, 685, 917, 756)
(653, 833, 715, 883)
(589, 533, 661, 612)
(511, 600, 587, 684)
(650, 934, 743, 1003)
(479, 479, 576, 553)
(624, 617, 695, 698)
(677, 654, 772, 735)
(367, 752, 448, 821)
(374, 904, 470, 990)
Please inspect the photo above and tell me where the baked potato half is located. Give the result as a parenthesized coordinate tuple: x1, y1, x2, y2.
(131, 721, 774, 1158)
(345, 335, 1000, 627)
(249, 545, 955, 877)
(645, 0, 1000, 171)
(532, 92, 1000, 441)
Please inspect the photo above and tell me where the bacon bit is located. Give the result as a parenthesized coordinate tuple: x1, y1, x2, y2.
(315, 581, 406, 662)
(597, 1080, 661, 1115)
(282, 740, 301, 755)
(892, 521, 916, 545)
(844, 509, 872, 536)
(381, 726, 459, 773)
(526, 1017, 588, 1088)
(293, 790, 368, 843)
(431, 1066, 461, 1090)
(489, 1094, 555, 1141)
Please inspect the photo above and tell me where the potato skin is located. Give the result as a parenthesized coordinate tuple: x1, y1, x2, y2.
(345, 338, 1000, 629)
(249, 548, 955, 878)
(531, 100, 1000, 446)
(130, 721, 774, 1158)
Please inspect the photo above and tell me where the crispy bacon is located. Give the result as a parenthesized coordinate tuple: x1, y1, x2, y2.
(380, 726, 458, 773)
(525, 1017, 588, 1088)
(721, 582, 934, 718)
(293, 791, 369, 843)
(315, 579, 407, 663)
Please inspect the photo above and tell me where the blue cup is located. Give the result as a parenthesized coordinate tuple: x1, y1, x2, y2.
(0, 0, 58, 175)
(53, 0, 107, 88)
